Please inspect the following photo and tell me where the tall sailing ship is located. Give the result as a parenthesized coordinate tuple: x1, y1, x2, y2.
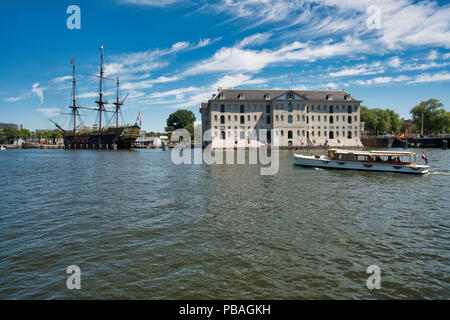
(52, 46, 140, 149)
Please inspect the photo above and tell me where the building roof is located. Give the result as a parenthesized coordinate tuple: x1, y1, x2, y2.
(210, 89, 361, 102)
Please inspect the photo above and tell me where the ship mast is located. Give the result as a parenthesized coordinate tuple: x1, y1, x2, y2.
(95, 45, 108, 129)
(113, 73, 122, 127)
(71, 59, 78, 135)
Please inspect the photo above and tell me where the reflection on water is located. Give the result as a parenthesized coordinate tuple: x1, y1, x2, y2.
(0, 148, 449, 299)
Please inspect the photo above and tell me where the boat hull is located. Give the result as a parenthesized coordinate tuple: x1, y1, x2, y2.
(63, 125, 140, 149)
(293, 154, 429, 174)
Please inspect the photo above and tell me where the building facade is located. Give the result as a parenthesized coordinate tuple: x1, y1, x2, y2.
(0, 122, 22, 130)
(200, 89, 363, 148)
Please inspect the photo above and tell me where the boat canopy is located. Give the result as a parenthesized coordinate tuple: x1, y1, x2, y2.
(328, 149, 417, 157)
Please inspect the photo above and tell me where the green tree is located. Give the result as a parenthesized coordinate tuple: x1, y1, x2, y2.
(19, 129, 32, 140)
(360, 106, 378, 133)
(410, 99, 448, 134)
(165, 110, 196, 139)
(1, 127, 19, 143)
(165, 110, 196, 131)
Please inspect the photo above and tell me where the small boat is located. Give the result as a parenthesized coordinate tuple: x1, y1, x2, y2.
(294, 149, 430, 174)
(0, 145, 6, 150)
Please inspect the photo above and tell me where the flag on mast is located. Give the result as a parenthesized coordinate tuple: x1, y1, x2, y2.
(138, 112, 142, 126)
(422, 152, 429, 164)
(71, 57, 75, 64)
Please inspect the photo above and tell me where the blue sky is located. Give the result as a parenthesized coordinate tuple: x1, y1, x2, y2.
(0, 0, 449, 132)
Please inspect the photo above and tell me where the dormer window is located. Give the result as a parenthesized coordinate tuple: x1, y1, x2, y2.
(238, 93, 245, 100)
(344, 95, 351, 101)
(264, 93, 270, 100)
(326, 94, 333, 100)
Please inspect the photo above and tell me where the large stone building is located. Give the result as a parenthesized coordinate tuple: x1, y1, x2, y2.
(0, 122, 22, 130)
(200, 89, 363, 148)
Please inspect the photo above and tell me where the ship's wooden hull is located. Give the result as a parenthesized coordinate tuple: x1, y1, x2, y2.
(63, 125, 140, 149)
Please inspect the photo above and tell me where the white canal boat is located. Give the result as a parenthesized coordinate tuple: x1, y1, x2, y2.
(294, 149, 430, 174)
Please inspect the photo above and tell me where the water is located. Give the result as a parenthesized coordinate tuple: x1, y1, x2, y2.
(0, 148, 449, 299)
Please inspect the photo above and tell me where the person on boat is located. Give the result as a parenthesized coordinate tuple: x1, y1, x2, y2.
(376, 156, 382, 162)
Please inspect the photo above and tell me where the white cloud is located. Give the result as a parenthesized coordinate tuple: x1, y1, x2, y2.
(212, 73, 268, 89)
(52, 75, 72, 83)
(409, 71, 450, 84)
(329, 62, 383, 77)
(387, 56, 401, 68)
(237, 33, 272, 48)
(118, 0, 180, 7)
(427, 50, 439, 60)
(31, 83, 44, 105)
(4, 96, 24, 102)
(184, 37, 368, 75)
(37, 108, 60, 117)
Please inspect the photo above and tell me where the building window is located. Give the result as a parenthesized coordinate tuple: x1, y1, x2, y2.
(264, 93, 270, 100)
(329, 105, 333, 113)
(247, 115, 250, 121)
(234, 115, 237, 121)
(318, 131, 321, 137)
(288, 103, 293, 112)
(220, 115, 225, 124)
(266, 105, 270, 113)
(318, 115, 321, 122)
(276, 115, 279, 121)
(348, 116, 352, 124)
(336, 131, 339, 137)
(220, 104, 225, 113)
(329, 131, 334, 139)
(288, 130, 293, 139)
(281, 130, 284, 136)
(228, 115, 231, 121)
(238, 93, 245, 100)
(214, 115, 217, 121)
(240, 105, 245, 113)
(240, 115, 245, 124)
(254, 115, 257, 121)
(354, 115, 357, 121)
(281, 115, 284, 121)
(302, 115, 305, 121)
(307, 116, 309, 124)
(302, 130, 305, 137)
(240, 131, 245, 139)
(288, 115, 293, 123)
(348, 131, 352, 139)
(330, 116, 334, 124)
(348, 105, 352, 114)
(324, 115, 327, 122)
(220, 131, 225, 139)
(312, 116, 314, 122)
(297, 130, 300, 136)
(266, 115, 271, 124)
